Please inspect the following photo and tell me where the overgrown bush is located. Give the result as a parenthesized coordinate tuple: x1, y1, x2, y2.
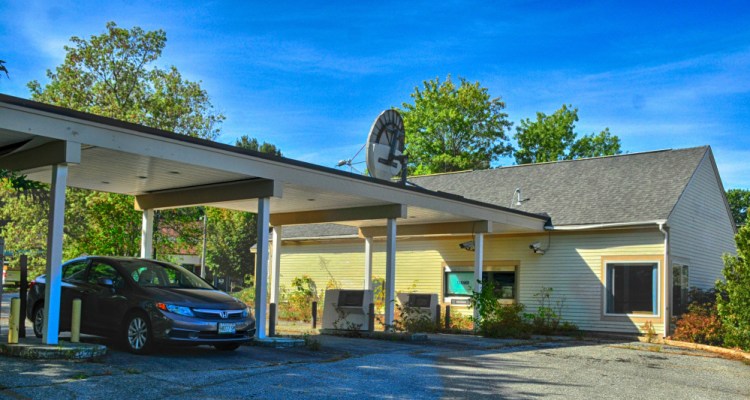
(469, 283, 577, 338)
(392, 302, 438, 333)
(279, 275, 318, 321)
(232, 287, 255, 307)
(372, 276, 385, 312)
(524, 287, 566, 335)
(716, 223, 750, 350)
(672, 302, 723, 346)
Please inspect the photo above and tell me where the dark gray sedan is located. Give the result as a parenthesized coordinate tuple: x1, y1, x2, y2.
(27, 256, 255, 354)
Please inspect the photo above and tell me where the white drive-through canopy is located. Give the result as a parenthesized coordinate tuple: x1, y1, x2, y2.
(0, 95, 548, 233)
(0, 94, 549, 343)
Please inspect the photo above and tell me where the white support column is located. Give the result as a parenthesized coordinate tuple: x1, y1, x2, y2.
(384, 218, 397, 328)
(364, 236, 373, 290)
(140, 209, 154, 259)
(473, 233, 484, 322)
(43, 164, 68, 345)
(270, 226, 282, 326)
(254, 197, 270, 339)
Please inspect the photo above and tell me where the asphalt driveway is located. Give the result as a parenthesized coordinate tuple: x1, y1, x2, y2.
(1, 332, 748, 399)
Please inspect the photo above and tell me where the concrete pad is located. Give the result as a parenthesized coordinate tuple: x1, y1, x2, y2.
(250, 337, 305, 348)
(0, 337, 107, 359)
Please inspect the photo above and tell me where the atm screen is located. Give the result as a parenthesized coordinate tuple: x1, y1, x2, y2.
(338, 290, 364, 307)
(408, 294, 431, 308)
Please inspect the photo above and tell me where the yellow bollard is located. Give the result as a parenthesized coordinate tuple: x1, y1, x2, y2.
(71, 298, 82, 343)
(8, 298, 20, 344)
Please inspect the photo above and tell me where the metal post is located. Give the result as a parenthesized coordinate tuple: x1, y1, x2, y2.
(473, 233, 484, 324)
(435, 304, 441, 328)
(311, 301, 318, 329)
(445, 305, 451, 330)
(71, 299, 81, 343)
(269, 303, 276, 337)
(254, 197, 270, 339)
(140, 209, 154, 259)
(43, 164, 68, 345)
(270, 226, 282, 329)
(9, 298, 20, 344)
(368, 303, 375, 332)
(364, 236, 373, 290)
(384, 218, 397, 329)
(200, 214, 208, 278)
(19, 255, 27, 338)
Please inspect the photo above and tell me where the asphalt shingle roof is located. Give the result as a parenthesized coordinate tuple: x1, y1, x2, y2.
(281, 146, 709, 238)
(410, 146, 709, 226)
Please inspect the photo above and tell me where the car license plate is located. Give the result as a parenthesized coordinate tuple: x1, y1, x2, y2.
(218, 323, 236, 334)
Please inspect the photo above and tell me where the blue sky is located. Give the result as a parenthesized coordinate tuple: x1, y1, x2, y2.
(2, 0, 749, 188)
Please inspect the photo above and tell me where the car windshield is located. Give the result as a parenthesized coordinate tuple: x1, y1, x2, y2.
(118, 260, 214, 290)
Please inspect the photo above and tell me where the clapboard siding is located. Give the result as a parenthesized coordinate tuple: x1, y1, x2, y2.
(277, 228, 665, 334)
(668, 152, 737, 290)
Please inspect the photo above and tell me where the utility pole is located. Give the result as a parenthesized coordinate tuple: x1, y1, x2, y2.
(200, 214, 208, 278)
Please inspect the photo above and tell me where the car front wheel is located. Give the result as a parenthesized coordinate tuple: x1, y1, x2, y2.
(123, 312, 153, 354)
(32, 304, 44, 338)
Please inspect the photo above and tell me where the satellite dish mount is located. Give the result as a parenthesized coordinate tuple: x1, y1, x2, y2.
(365, 110, 408, 184)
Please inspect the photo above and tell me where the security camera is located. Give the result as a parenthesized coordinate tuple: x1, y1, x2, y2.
(529, 242, 545, 255)
(459, 241, 475, 251)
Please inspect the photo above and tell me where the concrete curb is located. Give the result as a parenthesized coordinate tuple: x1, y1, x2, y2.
(320, 329, 428, 342)
(661, 339, 750, 361)
(0, 339, 107, 359)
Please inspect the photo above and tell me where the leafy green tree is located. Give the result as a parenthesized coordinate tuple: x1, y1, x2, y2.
(399, 75, 513, 174)
(235, 135, 282, 157)
(1, 22, 223, 271)
(514, 105, 621, 164)
(716, 223, 750, 350)
(205, 207, 256, 281)
(726, 189, 750, 227)
(28, 22, 224, 139)
(204, 136, 282, 281)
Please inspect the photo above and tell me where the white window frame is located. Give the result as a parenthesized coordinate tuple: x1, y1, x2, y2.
(603, 261, 661, 318)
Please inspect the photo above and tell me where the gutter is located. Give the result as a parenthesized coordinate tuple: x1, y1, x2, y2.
(545, 220, 668, 231)
(659, 222, 671, 338)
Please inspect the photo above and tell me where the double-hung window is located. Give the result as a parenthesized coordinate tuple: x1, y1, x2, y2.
(605, 262, 659, 316)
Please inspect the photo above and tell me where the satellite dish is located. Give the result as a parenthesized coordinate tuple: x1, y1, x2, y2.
(366, 110, 407, 182)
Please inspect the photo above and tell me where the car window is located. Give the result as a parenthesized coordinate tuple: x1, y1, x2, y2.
(87, 261, 124, 288)
(63, 260, 88, 282)
(119, 260, 213, 289)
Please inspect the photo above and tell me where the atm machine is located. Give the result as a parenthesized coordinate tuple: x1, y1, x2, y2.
(322, 289, 374, 331)
(396, 293, 439, 321)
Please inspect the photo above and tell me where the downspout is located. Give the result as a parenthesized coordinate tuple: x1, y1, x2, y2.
(659, 222, 670, 338)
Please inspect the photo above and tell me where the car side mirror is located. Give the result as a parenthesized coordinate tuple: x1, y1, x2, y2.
(98, 277, 114, 287)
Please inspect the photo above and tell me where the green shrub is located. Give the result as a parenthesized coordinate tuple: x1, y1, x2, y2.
(479, 303, 531, 339)
(716, 224, 750, 350)
(470, 283, 577, 338)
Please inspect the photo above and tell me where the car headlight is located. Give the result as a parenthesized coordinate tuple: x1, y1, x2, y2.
(156, 302, 194, 317)
(242, 306, 250, 318)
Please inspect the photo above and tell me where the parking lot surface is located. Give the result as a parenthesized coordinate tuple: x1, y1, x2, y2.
(1, 330, 748, 399)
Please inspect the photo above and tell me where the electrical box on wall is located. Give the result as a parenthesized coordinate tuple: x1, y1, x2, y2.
(396, 293, 439, 320)
(322, 289, 374, 331)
